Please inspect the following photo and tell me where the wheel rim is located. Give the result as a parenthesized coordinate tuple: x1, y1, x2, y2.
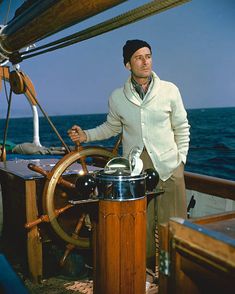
(43, 147, 115, 247)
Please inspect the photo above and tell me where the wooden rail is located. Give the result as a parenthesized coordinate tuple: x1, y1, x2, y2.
(184, 171, 235, 201)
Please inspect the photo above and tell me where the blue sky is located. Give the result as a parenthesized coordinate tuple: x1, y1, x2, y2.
(0, 0, 235, 117)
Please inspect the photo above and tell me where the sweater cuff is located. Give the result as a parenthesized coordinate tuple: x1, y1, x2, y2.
(84, 130, 91, 142)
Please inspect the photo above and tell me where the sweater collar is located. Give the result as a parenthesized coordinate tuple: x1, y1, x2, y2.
(124, 71, 160, 106)
(131, 75, 152, 100)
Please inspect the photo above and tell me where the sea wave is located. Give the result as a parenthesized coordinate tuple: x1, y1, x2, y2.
(0, 107, 235, 181)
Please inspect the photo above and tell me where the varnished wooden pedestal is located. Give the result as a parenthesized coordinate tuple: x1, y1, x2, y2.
(93, 197, 146, 294)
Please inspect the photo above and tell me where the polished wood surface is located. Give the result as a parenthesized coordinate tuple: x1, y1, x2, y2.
(184, 171, 235, 200)
(25, 180, 42, 283)
(0, 158, 89, 282)
(94, 198, 146, 294)
(0, 169, 43, 282)
(193, 211, 235, 238)
(160, 214, 235, 294)
(2, 0, 126, 52)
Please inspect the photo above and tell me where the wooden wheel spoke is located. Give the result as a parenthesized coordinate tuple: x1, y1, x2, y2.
(28, 163, 76, 190)
(75, 141, 88, 174)
(41, 147, 115, 247)
(25, 204, 73, 229)
(60, 213, 87, 266)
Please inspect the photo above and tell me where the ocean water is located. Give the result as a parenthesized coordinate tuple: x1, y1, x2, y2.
(0, 107, 235, 181)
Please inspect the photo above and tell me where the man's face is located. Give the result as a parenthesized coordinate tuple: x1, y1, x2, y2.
(126, 47, 152, 79)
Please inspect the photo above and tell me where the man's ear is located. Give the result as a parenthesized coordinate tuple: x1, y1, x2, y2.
(125, 62, 131, 71)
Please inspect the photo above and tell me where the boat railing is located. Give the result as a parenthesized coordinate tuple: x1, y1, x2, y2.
(185, 171, 235, 218)
(185, 171, 235, 200)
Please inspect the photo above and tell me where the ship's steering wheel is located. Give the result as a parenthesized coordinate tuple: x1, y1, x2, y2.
(27, 146, 116, 249)
(44, 147, 115, 246)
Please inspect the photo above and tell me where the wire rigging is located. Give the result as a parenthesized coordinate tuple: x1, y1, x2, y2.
(3, 0, 12, 25)
(18, 0, 189, 61)
(1, 87, 13, 161)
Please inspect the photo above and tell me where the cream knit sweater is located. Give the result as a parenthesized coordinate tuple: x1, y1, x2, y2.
(85, 72, 190, 181)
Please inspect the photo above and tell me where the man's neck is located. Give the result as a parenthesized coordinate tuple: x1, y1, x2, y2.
(132, 76, 149, 85)
(132, 76, 152, 92)
(131, 75, 152, 100)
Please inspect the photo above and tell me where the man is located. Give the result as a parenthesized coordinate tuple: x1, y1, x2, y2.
(68, 39, 190, 272)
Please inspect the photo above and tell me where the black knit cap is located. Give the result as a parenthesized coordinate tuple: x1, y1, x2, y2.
(123, 39, 152, 65)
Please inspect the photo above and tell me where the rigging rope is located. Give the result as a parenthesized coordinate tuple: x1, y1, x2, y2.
(19, 0, 190, 61)
(3, 0, 12, 25)
(2, 67, 9, 103)
(1, 88, 13, 161)
(23, 81, 71, 154)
